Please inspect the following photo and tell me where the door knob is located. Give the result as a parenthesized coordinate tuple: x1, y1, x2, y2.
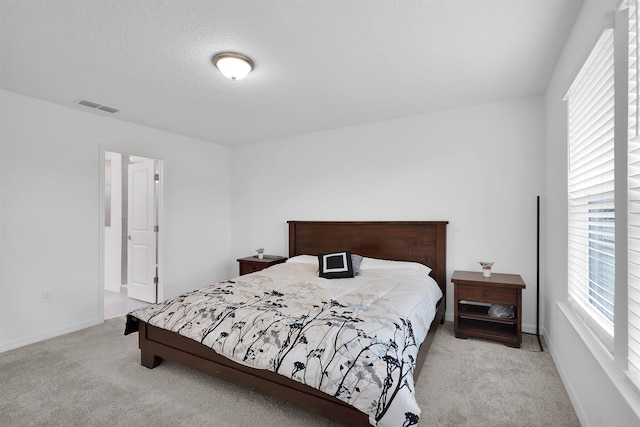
(128, 235, 132, 240)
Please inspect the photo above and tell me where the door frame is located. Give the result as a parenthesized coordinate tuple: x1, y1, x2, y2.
(98, 147, 164, 320)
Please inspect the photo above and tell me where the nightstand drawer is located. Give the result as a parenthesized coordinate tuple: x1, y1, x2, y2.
(240, 262, 264, 275)
(457, 284, 517, 305)
(237, 255, 287, 276)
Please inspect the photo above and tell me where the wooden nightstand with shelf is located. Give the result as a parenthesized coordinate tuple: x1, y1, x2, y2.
(451, 270, 526, 348)
(237, 255, 287, 276)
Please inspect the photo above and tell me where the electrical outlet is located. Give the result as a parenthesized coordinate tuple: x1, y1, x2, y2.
(41, 290, 53, 302)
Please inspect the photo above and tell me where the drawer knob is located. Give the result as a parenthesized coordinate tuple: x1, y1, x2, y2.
(483, 290, 490, 297)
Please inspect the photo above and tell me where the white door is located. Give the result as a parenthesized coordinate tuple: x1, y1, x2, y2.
(127, 159, 157, 303)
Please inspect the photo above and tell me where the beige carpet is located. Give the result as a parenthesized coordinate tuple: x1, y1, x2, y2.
(0, 318, 579, 427)
(419, 323, 579, 426)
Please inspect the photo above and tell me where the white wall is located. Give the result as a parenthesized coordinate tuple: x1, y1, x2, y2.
(231, 96, 544, 329)
(0, 90, 545, 349)
(0, 91, 3, 345)
(0, 89, 232, 352)
(545, 0, 640, 425)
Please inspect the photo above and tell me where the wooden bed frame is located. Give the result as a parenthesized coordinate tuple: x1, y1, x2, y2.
(133, 221, 448, 426)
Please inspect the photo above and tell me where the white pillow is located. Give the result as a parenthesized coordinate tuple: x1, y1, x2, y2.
(286, 254, 318, 265)
(359, 257, 432, 276)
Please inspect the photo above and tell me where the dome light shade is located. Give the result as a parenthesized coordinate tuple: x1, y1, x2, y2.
(212, 52, 254, 81)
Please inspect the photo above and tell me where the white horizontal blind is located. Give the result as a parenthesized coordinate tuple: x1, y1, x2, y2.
(567, 27, 616, 350)
(631, 0, 638, 139)
(628, 0, 640, 375)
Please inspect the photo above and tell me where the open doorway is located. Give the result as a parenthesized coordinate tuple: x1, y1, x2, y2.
(104, 151, 163, 319)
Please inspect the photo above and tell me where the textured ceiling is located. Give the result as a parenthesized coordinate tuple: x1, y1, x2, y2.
(0, 0, 582, 146)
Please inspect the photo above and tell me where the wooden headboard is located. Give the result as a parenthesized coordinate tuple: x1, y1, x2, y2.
(287, 221, 448, 295)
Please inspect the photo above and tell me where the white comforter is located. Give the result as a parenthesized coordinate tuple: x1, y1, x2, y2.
(128, 260, 442, 427)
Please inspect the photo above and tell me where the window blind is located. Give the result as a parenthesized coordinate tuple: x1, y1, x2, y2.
(628, 0, 640, 375)
(567, 27, 616, 350)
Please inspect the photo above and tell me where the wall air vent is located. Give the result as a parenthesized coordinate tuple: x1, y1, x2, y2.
(98, 105, 120, 113)
(78, 100, 101, 108)
(78, 100, 119, 113)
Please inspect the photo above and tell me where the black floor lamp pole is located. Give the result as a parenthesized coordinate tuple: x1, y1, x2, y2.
(536, 196, 544, 351)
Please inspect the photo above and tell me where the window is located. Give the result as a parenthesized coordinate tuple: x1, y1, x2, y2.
(564, 0, 640, 392)
(566, 27, 616, 350)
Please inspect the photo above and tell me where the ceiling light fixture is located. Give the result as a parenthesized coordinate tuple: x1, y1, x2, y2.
(212, 52, 254, 81)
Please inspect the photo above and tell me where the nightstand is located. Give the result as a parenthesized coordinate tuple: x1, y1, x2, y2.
(237, 255, 287, 276)
(451, 270, 526, 348)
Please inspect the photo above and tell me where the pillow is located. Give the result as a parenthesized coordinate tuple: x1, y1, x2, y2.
(286, 254, 319, 265)
(359, 257, 432, 276)
(351, 254, 363, 275)
(318, 250, 354, 279)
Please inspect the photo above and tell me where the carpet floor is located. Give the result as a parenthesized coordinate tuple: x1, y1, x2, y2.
(0, 318, 579, 426)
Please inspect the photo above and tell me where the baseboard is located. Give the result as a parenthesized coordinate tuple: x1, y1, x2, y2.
(0, 318, 103, 353)
(104, 283, 120, 293)
(546, 305, 591, 427)
(522, 322, 540, 335)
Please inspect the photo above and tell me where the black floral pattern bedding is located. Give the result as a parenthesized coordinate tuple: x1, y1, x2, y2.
(126, 261, 441, 426)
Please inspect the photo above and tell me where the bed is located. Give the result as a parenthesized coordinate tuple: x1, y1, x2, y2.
(125, 220, 448, 426)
